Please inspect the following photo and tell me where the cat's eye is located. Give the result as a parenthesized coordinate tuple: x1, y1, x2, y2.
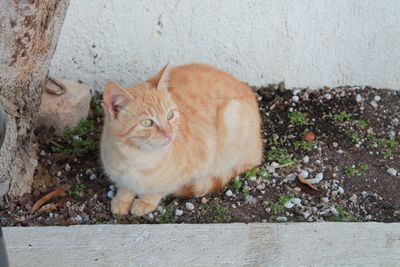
(140, 119, 154, 127)
(167, 110, 174, 120)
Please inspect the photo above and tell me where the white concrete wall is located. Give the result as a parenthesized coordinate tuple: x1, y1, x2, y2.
(50, 0, 400, 91)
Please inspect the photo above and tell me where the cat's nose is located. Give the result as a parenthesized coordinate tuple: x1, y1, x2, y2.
(164, 131, 173, 139)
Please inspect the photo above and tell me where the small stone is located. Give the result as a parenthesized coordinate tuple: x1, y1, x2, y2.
(276, 216, 287, 222)
(332, 142, 338, 148)
(315, 172, 324, 182)
(374, 95, 381, 102)
(37, 80, 91, 135)
(330, 206, 339, 217)
(302, 212, 310, 219)
(292, 95, 299, 102)
(245, 195, 257, 205)
(355, 94, 363, 102)
(293, 89, 301, 95)
(106, 191, 114, 199)
(266, 166, 275, 173)
(65, 163, 71, 172)
(315, 160, 322, 165)
(73, 215, 83, 223)
(109, 185, 116, 191)
(302, 156, 310, 164)
(294, 187, 301, 192)
(291, 198, 302, 206)
(387, 168, 398, 176)
(89, 173, 97, 180)
(271, 162, 280, 168)
(324, 93, 332, 100)
(349, 194, 358, 204)
(225, 190, 233, 197)
(57, 171, 62, 177)
(338, 149, 344, 154)
(201, 197, 208, 205)
(185, 202, 195, 210)
(285, 173, 297, 182)
(148, 213, 154, 220)
(299, 170, 309, 178)
(338, 187, 345, 194)
(249, 176, 257, 182)
(175, 209, 184, 216)
(284, 201, 294, 209)
(322, 197, 329, 203)
(40, 150, 46, 156)
(265, 207, 272, 213)
(389, 131, 396, 139)
(370, 101, 378, 109)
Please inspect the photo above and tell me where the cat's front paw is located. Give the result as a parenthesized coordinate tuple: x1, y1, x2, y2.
(111, 197, 132, 215)
(130, 199, 157, 216)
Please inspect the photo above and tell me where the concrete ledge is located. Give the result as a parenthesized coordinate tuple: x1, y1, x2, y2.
(3, 223, 400, 266)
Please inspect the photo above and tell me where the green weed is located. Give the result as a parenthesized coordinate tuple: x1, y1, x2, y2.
(288, 111, 310, 126)
(334, 111, 351, 122)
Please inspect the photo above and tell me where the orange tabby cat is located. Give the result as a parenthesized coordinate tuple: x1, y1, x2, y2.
(101, 63, 263, 216)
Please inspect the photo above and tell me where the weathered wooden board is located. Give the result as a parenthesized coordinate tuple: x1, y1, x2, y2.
(3, 223, 400, 266)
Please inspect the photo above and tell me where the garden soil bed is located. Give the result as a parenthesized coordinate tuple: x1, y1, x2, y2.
(1, 85, 399, 226)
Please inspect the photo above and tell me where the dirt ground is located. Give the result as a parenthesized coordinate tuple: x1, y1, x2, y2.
(1, 85, 399, 226)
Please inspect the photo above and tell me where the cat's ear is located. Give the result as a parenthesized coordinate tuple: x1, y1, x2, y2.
(148, 63, 171, 91)
(103, 81, 132, 120)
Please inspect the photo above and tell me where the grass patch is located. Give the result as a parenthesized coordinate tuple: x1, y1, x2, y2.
(360, 163, 369, 172)
(160, 207, 176, 223)
(288, 111, 310, 126)
(203, 204, 229, 223)
(350, 133, 359, 144)
(345, 165, 359, 178)
(232, 179, 243, 193)
(267, 148, 294, 165)
(52, 119, 98, 154)
(294, 140, 314, 151)
(336, 206, 359, 222)
(334, 111, 351, 122)
(70, 183, 85, 197)
(244, 167, 269, 180)
(357, 119, 368, 129)
(270, 194, 295, 214)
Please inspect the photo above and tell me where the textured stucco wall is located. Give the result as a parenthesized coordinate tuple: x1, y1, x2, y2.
(50, 0, 400, 91)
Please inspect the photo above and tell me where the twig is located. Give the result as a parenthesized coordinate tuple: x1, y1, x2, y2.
(31, 189, 67, 214)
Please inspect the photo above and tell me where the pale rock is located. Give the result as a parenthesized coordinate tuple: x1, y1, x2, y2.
(299, 170, 309, 178)
(175, 209, 184, 216)
(387, 168, 397, 176)
(37, 80, 91, 135)
(225, 190, 233, 197)
(302, 156, 310, 164)
(284, 201, 294, 209)
(185, 202, 195, 210)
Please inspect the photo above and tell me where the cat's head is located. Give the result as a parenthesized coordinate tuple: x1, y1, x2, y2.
(102, 64, 179, 151)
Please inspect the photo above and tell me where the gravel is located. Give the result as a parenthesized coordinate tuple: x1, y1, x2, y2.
(185, 202, 195, 210)
(387, 168, 398, 176)
(175, 209, 184, 216)
(225, 190, 233, 197)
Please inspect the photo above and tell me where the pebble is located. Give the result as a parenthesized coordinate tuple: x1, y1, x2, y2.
(40, 150, 46, 156)
(276, 216, 287, 222)
(148, 213, 154, 220)
(249, 176, 257, 182)
(338, 149, 344, 154)
(292, 95, 299, 102)
(106, 191, 114, 199)
(315, 172, 324, 182)
(265, 207, 272, 213)
(374, 95, 382, 102)
(293, 89, 301, 95)
(57, 171, 62, 177)
(271, 162, 280, 168)
(185, 202, 195, 210)
(338, 187, 345, 194)
(389, 131, 396, 139)
(89, 173, 97, 180)
(387, 168, 398, 176)
(285, 173, 297, 182)
(294, 187, 302, 192)
(355, 94, 363, 102)
(291, 198, 302, 206)
(349, 194, 358, 204)
(225, 190, 233, 197)
(322, 197, 329, 203)
(332, 142, 338, 148)
(302, 156, 310, 164)
(65, 164, 71, 172)
(201, 197, 208, 205)
(284, 201, 294, 209)
(330, 206, 339, 217)
(245, 195, 257, 205)
(315, 160, 322, 165)
(175, 209, 184, 216)
(109, 185, 116, 191)
(73, 215, 83, 223)
(302, 212, 310, 219)
(370, 101, 378, 109)
(324, 93, 332, 100)
(299, 170, 309, 178)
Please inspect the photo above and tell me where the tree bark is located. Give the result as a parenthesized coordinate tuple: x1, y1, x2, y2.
(0, 0, 70, 205)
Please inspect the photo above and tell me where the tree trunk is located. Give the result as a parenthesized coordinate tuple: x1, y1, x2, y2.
(0, 0, 70, 205)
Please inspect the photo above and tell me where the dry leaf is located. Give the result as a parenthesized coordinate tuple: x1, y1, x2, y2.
(298, 175, 320, 192)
